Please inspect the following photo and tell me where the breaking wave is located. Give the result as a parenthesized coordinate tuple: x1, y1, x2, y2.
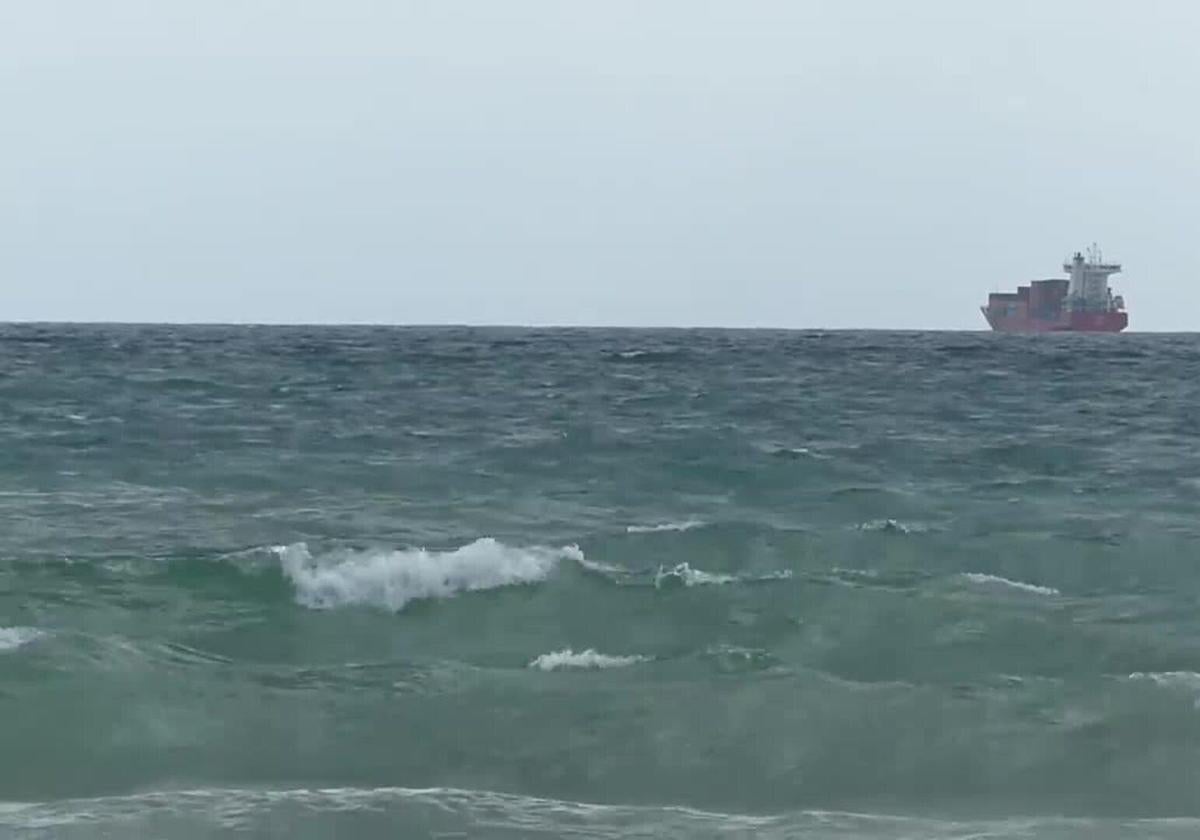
(274, 540, 582, 612)
(857, 518, 929, 534)
(573, 554, 633, 579)
(767, 445, 819, 459)
(960, 572, 1060, 597)
(655, 562, 736, 587)
(11, 786, 1197, 839)
(528, 649, 648, 671)
(1129, 671, 1200, 688)
(0, 626, 43, 652)
(654, 562, 792, 589)
(626, 520, 704, 534)
(608, 349, 686, 363)
(1128, 672, 1200, 708)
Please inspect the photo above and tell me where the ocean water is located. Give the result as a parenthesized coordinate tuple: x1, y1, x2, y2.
(2, 324, 1200, 838)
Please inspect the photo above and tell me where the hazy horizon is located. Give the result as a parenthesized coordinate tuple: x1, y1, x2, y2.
(4, 1, 1198, 330)
(6, 320, 1197, 335)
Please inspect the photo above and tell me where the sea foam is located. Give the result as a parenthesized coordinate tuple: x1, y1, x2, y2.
(653, 562, 792, 589)
(528, 649, 647, 671)
(857, 518, 928, 534)
(1128, 671, 1200, 709)
(654, 562, 736, 587)
(0, 627, 43, 652)
(275, 539, 581, 612)
(961, 572, 1059, 596)
(625, 520, 704, 534)
(1129, 671, 1200, 688)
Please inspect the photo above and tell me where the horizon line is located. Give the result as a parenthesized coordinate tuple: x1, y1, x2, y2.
(1, 320, 1187, 333)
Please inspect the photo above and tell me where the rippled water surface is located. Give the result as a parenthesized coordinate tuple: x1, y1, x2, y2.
(2, 325, 1200, 837)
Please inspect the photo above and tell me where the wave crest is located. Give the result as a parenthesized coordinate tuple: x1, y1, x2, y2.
(608, 349, 685, 363)
(655, 562, 736, 587)
(654, 562, 791, 589)
(0, 626, 43, 652)
(960, 572, 1059, 597)
(625, 520, 704, 534)
(1129, 671, 1200, 688)
(5, 785, 1200, 838)
(857, 519, 928, 535)
(275, 540, 580, 612)
(528, 649, 647, 671)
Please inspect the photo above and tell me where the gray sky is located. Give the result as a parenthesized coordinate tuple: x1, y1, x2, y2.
(3, 1, 1197, 329)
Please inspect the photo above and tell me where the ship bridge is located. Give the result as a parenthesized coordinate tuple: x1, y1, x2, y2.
(1065, 244, 1123, 312)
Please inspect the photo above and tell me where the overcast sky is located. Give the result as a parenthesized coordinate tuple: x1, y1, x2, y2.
(2, 1, 1197, 329)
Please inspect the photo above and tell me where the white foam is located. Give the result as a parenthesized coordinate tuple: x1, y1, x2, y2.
(0, 627, 43, 652)
(625, 520, 704, 534)
(275, 539, 579, 612)
(653, 562, 791, 588)
(857, 519, 927, 534)
(573, 555, 629, 577)
(654, 562, 736, 587)
(1129, 671, 1200, 688)
(528, 649, 647, 671)
(961, 572, 1059, 597)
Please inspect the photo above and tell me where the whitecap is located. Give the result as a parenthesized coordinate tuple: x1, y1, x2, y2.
(1128, 671, 1200, 688)
(857, 519, 927, 534)
(528, 649, 647, 671)
(767, 445, 826, 460)
(960, 572, 1059, 597)
(3, 786, 1199, 838)
(625, 520, 704, 534)
(0, 627, 43, 652)
(653, 562, 791, 589)
(275, 539, 580, 612)
(655, 562, 736, 588)
(572, 555, 630, 577)
(1128, 671, 1200, 709)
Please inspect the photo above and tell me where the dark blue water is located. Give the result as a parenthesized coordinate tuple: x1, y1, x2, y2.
(3, 325, 1200, 837)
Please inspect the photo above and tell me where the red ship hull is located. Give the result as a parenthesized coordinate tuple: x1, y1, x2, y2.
(981, 309, 1127, 333)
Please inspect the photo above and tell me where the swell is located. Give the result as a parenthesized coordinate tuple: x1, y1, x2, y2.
(2, 527, 1075, 615)
(271, 537, 802, 609)
(3, 786, 1200, 839)
(10, 614, 1200, 812)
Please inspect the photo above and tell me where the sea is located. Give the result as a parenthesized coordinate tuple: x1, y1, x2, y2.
(2, 324, 1200, 838)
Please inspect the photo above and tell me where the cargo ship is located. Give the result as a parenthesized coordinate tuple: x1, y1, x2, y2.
(981, 246, 1128, 332)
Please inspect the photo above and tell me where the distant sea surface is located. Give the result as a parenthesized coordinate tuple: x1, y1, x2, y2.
(3, 325, 1200, 838)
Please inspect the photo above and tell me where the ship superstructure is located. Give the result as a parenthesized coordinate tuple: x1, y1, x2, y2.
(981, 245, 1128, 332)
